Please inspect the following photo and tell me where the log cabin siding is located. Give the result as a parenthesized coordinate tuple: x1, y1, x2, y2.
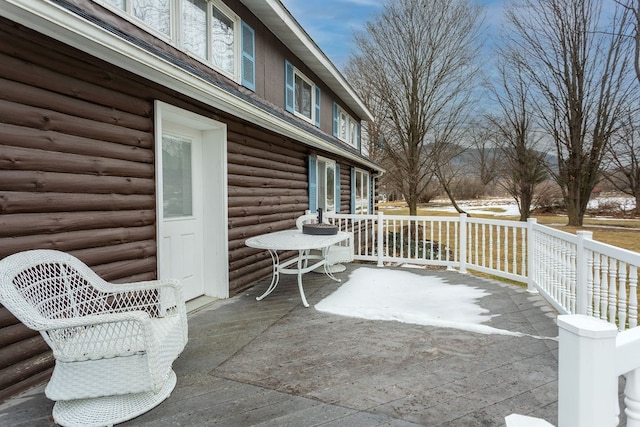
(226, 121, 309, 291)
(0, 27, 156, 280)
(0, 19, 155, 400)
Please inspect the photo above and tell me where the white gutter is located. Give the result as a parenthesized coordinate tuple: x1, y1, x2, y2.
(0, 0, 381, 172)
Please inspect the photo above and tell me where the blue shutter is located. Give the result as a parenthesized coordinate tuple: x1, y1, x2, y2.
(285, 61, 295, 113)
(357, 123, 362, 151)
(314, 86, 321, 127)
(308, 156, 317, 213)
(332, 102, 339, 137)
(334, 163, 340, 212)
(350, 167, 356, 214)
(241, 21, 255, 91)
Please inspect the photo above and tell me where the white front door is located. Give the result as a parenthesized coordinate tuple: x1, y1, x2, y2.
(156, 101, 230, 303)
(160, 125, 204, 301)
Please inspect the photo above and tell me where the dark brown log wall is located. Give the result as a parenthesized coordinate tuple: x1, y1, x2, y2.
(226, 122, 310, 291)
(0, 20, 155, 402)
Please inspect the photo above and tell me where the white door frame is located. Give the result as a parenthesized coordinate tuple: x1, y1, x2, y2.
(155, 101, 229, 299)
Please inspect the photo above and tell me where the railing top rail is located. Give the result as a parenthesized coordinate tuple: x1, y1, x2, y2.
(532, 222, 579, 243)
(380, 214, 461, 222)
(327, 213, 378, 220)
(465, 216, 529, 228)
(585, 238, 640, 266)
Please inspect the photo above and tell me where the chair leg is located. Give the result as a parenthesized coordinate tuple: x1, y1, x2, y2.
(52, 370, 177, 427)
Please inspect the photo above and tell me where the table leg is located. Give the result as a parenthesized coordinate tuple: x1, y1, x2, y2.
(256, 249, 280, 301)
(322, 247, 342, 283)
(297, 250, 310, 307)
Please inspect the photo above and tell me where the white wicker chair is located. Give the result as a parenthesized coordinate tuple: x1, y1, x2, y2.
(0, 249, 188, 427)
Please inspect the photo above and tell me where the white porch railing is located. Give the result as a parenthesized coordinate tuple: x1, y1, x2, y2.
(325, 211, 640, 426)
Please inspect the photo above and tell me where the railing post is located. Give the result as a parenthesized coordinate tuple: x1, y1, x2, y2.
(557, 315, 619, 427)
(377, 211, 384, 267)
(527, 218, 538, 293)
(459, 213, 467, 274)
(625, 368, 640, 427)
(576, 231, 593, 315)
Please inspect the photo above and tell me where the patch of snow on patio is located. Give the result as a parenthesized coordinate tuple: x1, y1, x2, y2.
(315, 267, 524, 336)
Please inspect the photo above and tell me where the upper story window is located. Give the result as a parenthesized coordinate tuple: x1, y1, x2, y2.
(333, 103, 360, 148)
(134, 0, 171, 35)
(97, 0, 255, 90)
(211, 5, 235, 75)
(285, 61, 320, 126)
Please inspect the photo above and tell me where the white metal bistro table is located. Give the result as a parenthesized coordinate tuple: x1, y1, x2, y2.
(245, 229, 353, 307)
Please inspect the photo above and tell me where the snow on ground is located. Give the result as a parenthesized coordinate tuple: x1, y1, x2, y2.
(423, 198, 522, 216)
(315, 267, 524, 336)
(587, 196, 636, 212)
(390, 195, 636, 217)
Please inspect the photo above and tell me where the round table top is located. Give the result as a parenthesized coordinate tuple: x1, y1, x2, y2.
(245, 229, 352, 251)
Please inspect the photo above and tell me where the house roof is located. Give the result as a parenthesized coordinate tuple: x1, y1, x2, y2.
(242, 0, 373, 122)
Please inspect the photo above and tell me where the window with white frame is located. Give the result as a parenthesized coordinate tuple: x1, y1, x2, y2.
(96, 0, 255, 90)
(333, 103, 360, 148)
(285, 62, 320, 126)
(309, 156, 339, 213)
(352, 168, 370, 214)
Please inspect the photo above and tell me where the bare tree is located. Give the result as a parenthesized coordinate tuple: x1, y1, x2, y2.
(467, 125, 500, 188)
(505, 0, 637, 226)
(615, 0, 640, 84)
(347, 0, 484, 215)
(604, 111, 640, 215)
(487, 54, 547, 221)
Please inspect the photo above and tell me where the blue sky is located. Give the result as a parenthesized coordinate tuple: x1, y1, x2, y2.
(280, 0, 507, 71)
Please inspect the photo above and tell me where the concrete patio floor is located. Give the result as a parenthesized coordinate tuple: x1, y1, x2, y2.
(1, 264, 562, 426)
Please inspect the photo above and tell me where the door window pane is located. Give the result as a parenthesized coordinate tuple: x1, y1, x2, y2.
(355, 170, 370, 214)
(316, 158, 337, 213)
(133, 0, 171, 36)
(183, 0, 207, 59)
(163, 134, 193, 218)
(212, 6, 235, 75)
(326, 163, 335, 211)
(318, 160, 327, 212)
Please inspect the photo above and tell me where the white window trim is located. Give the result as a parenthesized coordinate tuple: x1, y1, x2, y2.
(95, 0, 242, 83)
(293, 67, 317, 125)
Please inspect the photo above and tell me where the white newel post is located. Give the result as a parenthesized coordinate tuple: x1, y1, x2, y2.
(575, 231, 593, 315)
(459, 213, 467, 274)
(557, 315, 619, 427)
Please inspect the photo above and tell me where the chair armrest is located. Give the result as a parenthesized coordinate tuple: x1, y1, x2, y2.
(98, 278, 181, 294)
(96, 279, 185, 318)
